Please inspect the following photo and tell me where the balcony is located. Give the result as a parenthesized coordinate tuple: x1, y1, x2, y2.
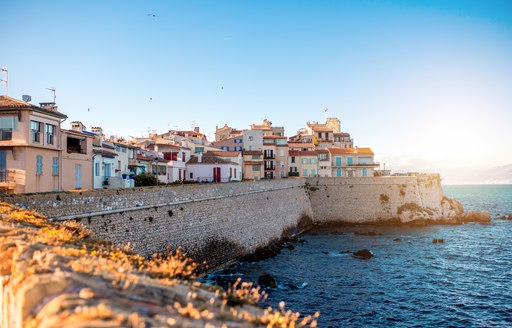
(0, 169, 23, 194)
(343, 163, 380, 167)
(264, 154, 275, 159)
(288, 172, 300, 177)
(264, 165, 275, 171)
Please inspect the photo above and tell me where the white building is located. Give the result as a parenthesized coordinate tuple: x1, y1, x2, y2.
(186, 154, 242, 182)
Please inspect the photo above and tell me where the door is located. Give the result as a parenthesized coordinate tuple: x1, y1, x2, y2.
(213, 167, 221, 182)
(0, 150, 6, 182)
(75, 164, 82, 189)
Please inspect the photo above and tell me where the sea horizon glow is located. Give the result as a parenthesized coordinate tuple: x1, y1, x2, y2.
(3, 0, 512, 183)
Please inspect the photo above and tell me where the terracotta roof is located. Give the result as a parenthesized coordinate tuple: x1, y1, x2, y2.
(204, 150, 241, 157)
(327, 147, 374, 155)
(288, 142, 315, 149)
(93, 149, 118, 157)
(250, 125, 272, 131)
(0, 96, 67, 118)
(316, 149, 329, 154)
(136, 154, 167, 162)
(263, 135, 287, 139)
(334, 132, 351, 137)
(289, 150, 318, 157)
(187, 155, 234, 165)
(243, 150, 262, 155)
(307, 123, 333, 132)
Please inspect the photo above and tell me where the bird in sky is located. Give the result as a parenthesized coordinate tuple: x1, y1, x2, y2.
(147, 13, 159, 17)
(150, 97, 153, 101)
(87, 108, 90, 112)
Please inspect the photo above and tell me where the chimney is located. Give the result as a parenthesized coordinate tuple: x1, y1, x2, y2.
(71, 121, 86, 132)
(198, 153, 202, 163)
(39, 102, 58, 112)
(355, 146, 358, 153)
(194, 126, 200, 133)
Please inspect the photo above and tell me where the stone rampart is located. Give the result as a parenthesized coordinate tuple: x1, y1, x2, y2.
(0, 175, 469, 269)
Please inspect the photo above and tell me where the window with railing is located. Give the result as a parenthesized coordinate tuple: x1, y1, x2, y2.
(31, 121, 41, 143)
(46, 124, 56, 145)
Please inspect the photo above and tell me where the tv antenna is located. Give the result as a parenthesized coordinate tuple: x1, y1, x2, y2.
(190, 120, 196, 129)
(0, 67, 7, 95)
(46, 87, 56, 102)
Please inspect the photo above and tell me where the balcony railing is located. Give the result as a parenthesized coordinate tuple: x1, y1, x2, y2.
(288, 172, 300, 177)
(264, 154, 275, 159)
(337, 163, 380, 167)
(264, 165, 275, 170)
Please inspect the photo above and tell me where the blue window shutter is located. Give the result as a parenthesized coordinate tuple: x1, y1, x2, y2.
(52, 157, 59, 175)
(36, 155, 43, 175)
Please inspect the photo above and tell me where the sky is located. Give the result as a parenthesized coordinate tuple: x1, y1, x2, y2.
(2, 0, 512, 183)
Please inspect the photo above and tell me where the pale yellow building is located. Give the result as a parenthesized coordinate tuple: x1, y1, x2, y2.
(328, 147, 378, 177)
(242, 150, 263, 180)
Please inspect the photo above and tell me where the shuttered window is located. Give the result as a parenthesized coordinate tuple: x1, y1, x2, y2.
(52, 157, 59, 175)
(36, 155, 43, 175)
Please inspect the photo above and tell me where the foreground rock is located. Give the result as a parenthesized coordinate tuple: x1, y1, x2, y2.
(258, 273, 277, 288)
(352, 249, 374, 260)
(0, 203, 318, 328)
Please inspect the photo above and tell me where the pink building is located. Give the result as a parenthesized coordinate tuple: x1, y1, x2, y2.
(0, 96, 67, 194)
(61, 127, 94, 190)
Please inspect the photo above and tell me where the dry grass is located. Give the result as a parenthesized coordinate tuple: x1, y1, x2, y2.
(0, 202, 320, 327)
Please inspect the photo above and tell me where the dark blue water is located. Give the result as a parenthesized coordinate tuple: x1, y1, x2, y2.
(207, 185, 512, 327)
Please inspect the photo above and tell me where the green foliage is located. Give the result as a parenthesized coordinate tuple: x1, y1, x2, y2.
(134, 173, 158, 187)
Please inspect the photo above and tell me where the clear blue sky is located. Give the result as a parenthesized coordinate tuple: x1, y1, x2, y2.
(3, 0, 512, 180)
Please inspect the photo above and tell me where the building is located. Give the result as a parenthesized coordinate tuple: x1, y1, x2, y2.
(288, 150, 319, 177)
(287, 142, 315, 151)
(242, 129, 263, 151)
(210, 135, 243, 151)
(328, 147, 378, 177)
(214, 124, 242, 141)
(317, 149, 331, 177)
(262, 135, 288, 179)
(204, 150, 242, 167)
(186, 154, 242, 182)
(61, 124, 94, 190)
(242, 150, 263, 180)
(249, 119, 284, 137)
(0, 96, 67, 194)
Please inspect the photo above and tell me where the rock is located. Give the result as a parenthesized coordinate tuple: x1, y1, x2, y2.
(288, 284, 298, 290)
(367, 231, 377, 236)
(331, 231, 343, 235)
(393, 238, 401, 242)
(339, 250, 352, 254)
(321, 251, 329, 254)
(286, 244, 295, 250)
(298, 238, 307, 243)
(432, 238, 445, 244)
(258, 273, 277, 288)
(507, 214, 512, 221)
(457, 211, 491, 223)
(352, 249, 373, 260)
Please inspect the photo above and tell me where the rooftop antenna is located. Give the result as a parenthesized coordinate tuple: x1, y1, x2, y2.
(46, 87, 56, 102)
(190, 120, 196, 129)
(0, 67, 7, 95)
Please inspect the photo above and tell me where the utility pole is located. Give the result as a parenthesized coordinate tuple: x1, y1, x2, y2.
(0, 67, 8, 95)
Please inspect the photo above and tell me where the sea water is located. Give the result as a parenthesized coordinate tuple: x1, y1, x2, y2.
(207, 185, 512, 327)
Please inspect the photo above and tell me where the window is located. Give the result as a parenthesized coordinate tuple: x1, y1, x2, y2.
(303, 169, 308, 177)
(363, 168, 368, 177)
(221, 146, 230, 151)
(252, 164, 261, 171)
(302, 158, 308, 165)
(336, 168, 342, 177)
(195, 147, 204, 153)
(31, 121, 41, 143)
(335, 157, 342, 166)
(0, 116, 17, 141)
(190, 172, 193, 179)
(291, 157, 295, 163)
(248, 136, 254, 141)
(36, 155, 43, 175)
(311, 169, 316, 176)
(310, 158, 317, 164)
(52, 157, 59, 175)
(95, 162, 100, 176)
(234, 146, 242, 151)
(46, 124, 56, 145)
(347, 157, 354, 165)
(122, 147, 127, 153)
(252, 154, 260, 160)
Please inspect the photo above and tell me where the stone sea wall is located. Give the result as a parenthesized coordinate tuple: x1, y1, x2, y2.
(0, 175, 482, 269)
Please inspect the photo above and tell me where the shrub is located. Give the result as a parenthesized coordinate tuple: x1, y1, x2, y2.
(134, 173, 158, 187)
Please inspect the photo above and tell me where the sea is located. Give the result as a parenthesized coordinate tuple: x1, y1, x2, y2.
(205, 184, 512, 327)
